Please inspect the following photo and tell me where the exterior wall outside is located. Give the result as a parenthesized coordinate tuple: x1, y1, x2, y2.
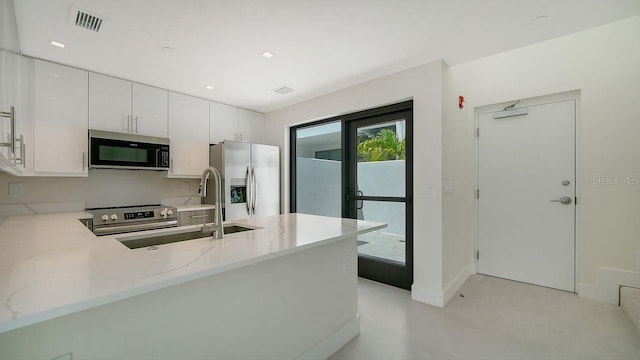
(297, 158, 405, 235)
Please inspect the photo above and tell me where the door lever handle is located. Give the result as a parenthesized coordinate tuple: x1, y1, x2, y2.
(551, 196, 572, 205)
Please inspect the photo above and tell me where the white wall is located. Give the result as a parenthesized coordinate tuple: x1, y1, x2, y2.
(264, 60, 445, 306)
(443, 15, 640, 302)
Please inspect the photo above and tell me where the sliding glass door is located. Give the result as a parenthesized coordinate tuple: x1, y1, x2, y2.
(291, 101, 413, 289)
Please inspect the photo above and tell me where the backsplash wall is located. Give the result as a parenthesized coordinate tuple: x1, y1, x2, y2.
(0, 170, 200, 212)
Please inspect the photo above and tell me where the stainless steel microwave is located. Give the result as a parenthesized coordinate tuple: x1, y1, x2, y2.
(88, 130, 170, 170)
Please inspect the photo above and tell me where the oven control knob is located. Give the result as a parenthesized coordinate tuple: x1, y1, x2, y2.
(160, 209, 166, 216)
(101, 215, 109, 222)
(111, 214, 118, 221)
(167, 209, 173, 216)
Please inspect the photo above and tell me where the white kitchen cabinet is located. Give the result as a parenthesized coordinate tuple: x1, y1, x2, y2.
(238, 108, 264, 144)
(0, 52, 33, 175)
(168, 92, 209, 177)
(89, 73, 167, 137)
(33, 60, 88, 175)
(0, 50, 22, 170)
(209, 101, 238, 144)
(132, 83, 168, 137)
(209, 101, 264, 144)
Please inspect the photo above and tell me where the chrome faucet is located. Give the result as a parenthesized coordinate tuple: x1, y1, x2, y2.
(198, 167, 224, 239)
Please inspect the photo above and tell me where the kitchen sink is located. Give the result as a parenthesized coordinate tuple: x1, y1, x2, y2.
(117, 224, 259, 250)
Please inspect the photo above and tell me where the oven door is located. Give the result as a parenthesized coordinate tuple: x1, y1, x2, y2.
(89, 134, 169, 170)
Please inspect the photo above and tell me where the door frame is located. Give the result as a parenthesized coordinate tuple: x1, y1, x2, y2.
(474, 90, 582, 291)
(289, 100, 414, 289)
(343, 105, 414, 290)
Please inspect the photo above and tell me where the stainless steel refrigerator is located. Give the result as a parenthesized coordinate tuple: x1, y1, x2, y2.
(203, 141, 280, 221)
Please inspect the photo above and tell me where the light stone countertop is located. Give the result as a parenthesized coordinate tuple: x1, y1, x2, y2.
(0, 212, 385, 334)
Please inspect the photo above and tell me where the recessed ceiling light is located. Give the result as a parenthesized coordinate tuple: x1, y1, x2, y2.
(261, 51, 274, 58)
(50, 40, 66, 49)
(531, 15, 548, 24)
(205, 85, 215, 90)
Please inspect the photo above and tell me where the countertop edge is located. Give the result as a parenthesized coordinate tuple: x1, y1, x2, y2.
(0, 220, 385, 334)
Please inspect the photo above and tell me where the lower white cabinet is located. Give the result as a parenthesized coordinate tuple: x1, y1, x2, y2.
(168, 92, 209, 177)
(34, 60, 88, 175)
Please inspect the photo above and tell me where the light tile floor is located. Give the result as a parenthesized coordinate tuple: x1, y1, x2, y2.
(330, 275, 640, 360)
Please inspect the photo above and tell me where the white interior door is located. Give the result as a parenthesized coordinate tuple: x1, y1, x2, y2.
(478, 99, 576, 292)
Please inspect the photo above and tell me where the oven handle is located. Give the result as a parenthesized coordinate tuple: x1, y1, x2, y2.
(93, 220, 178, 236)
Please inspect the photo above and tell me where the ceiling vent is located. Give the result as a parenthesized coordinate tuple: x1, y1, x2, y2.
(273, 86, 294, 95)
(69, 6, 104, 32)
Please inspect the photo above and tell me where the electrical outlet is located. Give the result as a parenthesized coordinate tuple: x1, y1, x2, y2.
(8, 182, 22, 197)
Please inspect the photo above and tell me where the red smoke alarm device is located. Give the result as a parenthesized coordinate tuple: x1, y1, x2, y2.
(458, 96, 465, 109)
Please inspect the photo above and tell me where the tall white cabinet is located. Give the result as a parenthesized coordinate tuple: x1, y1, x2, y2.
(168, 92, 209, 177)
(89, 73, 167, 138)
(33, 60, 88, 175)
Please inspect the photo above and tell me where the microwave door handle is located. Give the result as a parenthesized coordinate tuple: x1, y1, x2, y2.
(155, 149, 161, 167)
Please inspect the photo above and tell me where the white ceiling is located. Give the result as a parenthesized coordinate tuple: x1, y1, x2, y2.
(13, 0, 640, 113)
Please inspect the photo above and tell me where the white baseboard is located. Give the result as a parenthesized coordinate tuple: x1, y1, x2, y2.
(578, 250, 640, 305)
(296, 314, 360, 360)
(411, 283, 445, 307)
(411, 263, 476, 308)
(443, 263, 475, 306)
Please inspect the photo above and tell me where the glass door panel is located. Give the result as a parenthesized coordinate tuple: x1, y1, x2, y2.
(293, 121, 342, 217)
(347, 106, 413, 290)
(357, 201, 406, 265)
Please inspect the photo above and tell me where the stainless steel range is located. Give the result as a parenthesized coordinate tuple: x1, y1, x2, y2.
(86, 204, 178, 236)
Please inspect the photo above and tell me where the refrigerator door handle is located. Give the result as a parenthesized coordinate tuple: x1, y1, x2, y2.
(251, 165, 257, 214)
(245, 165, 251, 215)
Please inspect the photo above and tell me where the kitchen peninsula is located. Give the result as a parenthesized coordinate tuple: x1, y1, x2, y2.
(0, 212, 385, 360)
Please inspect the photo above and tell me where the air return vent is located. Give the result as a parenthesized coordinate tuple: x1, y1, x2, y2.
(69, 6, 104, 32)
(273, 86, 294, 95)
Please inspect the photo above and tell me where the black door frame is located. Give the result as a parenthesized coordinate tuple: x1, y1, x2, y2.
(290, 100, 413, 289)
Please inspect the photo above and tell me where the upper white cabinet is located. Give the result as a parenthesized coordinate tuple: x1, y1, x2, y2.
(33, 59, 88, 175)
(209, 101, 238, 145)
(238, 109, 264, 144)
(168, 92, 209, 177)
(0, 51, 33, 175)
(132, 83, 168, 137)
(89, 73, 167, 138)
(0, 50, 21, 169)
(209, 102, 264, 144)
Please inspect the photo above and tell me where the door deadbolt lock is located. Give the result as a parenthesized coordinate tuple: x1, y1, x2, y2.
(561, 179, 570, 186)
(551, 196, 572, 205)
